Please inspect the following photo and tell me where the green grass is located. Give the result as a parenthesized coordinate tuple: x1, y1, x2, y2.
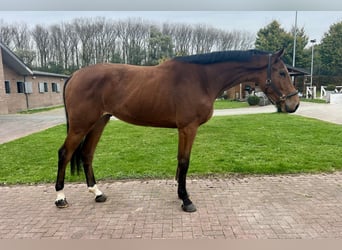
(214, 100, 249, 109)
(300, 98, 326, 104)
(1, 113, 342, 185)
(19, 105, 64, 114)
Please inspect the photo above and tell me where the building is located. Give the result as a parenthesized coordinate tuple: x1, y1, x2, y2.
(0, 42, 68, 114)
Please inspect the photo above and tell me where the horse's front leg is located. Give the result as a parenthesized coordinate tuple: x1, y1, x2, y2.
(176, 126, 198, 212)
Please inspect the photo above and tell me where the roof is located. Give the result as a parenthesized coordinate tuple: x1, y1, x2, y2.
(1, 41, 69, 78)
(0, 42, 33, 75)
(286, 64, 310, 77)
(32, 70, 69, 78)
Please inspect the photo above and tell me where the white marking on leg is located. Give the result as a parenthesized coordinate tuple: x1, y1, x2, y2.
(88, 184, 103, 197)
(56, 190, 66, 201)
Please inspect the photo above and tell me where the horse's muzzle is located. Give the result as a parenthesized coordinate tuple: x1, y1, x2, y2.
(285, 102, 300, 113)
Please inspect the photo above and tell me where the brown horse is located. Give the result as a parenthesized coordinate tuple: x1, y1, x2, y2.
(55, 49, 299, 212)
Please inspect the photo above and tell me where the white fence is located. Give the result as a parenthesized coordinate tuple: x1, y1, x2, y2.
(320, 86, 342, 98)
(306, 86, 316, 99)
(320, 86, 342, 103)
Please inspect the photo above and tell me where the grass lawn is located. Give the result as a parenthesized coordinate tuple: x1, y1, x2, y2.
(214, 99, 249, 109)
(18, 105, 64, 114)
(1, 113, 342, 185)
(300, 98, 326, 104)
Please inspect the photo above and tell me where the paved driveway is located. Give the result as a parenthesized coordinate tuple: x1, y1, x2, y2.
(0, 102, 341, 239)
(1, 102, 341, 145)
(0, 108, 65, 144)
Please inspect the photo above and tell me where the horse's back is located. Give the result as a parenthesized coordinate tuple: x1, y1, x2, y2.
(65, 63, 179, 127)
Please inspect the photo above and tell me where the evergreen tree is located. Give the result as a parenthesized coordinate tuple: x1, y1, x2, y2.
(319, 21, 342, 76)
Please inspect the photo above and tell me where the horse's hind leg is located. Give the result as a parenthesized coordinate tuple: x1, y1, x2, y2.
(81, 114, 111, 203)
(55, 132, 86, 208)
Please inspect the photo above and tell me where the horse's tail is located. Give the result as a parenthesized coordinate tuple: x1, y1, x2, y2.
(63, 76, 83, 176)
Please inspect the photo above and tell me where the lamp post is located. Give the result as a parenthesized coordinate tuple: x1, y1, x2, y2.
(310, 39, 316, 88)
(309, 39, 316, 99)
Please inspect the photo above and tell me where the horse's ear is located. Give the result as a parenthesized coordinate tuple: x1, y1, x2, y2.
(272, 48, 285, 63)
(275, 48, 285, 58)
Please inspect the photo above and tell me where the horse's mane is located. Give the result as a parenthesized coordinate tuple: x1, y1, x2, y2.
(172, 49, 270, 65)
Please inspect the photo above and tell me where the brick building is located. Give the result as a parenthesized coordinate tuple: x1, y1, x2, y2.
(0, 42, 68, 114)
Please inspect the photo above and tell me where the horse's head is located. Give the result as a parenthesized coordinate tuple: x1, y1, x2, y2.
(259, 49, 300, 113)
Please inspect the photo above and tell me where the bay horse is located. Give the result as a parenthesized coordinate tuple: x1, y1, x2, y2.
(55, 49, 299, 212)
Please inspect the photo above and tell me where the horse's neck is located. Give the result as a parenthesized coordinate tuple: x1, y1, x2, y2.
(204, 62, 265, 99)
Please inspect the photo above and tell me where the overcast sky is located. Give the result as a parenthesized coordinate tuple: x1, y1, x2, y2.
(0, 11, 341, 44)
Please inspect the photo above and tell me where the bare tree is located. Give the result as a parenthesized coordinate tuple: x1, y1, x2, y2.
(2, 16, 256, 72)
(11, 23, 31, 51)
(0, 20, 13, 47)
(171, 23, 193, 55)
(31, 24, 50, 68)
(58, 23, 73, 71)
(74, 18, 96, 66)
(118, 18, 149, 65)
(192, 24, 218, 54)
(49, 24, 63, 67)
(68, 22, 80, 69)
(216, 30, 255, 51)
(98, 20, 120, 63)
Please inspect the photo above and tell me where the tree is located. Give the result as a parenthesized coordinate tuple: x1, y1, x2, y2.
(11, 23, 31, 51)
(74, 18, 96, 66)
(147, 25, 173, 65)
(0, 20, 13, 47)
(255, 20, 293, 64)
(291, 27, 309, 68)
(10, 23, 35, 67)
(14, 49, 35, 67)
(192, 24, 218, 54)
(319, 21, 342, 76)
(172, 23, 193, 55)
(31, 24, 50, 69)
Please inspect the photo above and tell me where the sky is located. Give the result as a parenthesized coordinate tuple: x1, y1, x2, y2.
(0, 11, 341, 43)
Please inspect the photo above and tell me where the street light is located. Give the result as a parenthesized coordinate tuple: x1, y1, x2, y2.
(310, 39, 316, 88)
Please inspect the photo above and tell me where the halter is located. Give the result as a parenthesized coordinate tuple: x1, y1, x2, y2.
(264, 54, 298, 105)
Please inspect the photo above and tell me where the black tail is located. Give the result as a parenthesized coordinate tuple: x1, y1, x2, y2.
(70, 141, 84, 175)
(63, 76, 83, 175)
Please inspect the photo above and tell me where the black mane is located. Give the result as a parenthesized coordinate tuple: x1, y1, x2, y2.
(172, 49, 270, 65)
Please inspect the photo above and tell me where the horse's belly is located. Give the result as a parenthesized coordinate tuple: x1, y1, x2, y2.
(112, 104, 177, 128)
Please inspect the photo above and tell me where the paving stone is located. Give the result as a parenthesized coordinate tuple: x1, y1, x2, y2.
(0, 173, 341, 239)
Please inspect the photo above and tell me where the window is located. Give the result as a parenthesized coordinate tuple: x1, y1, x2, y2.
(52, 82, 61, 93)
(52, 83, 57, 92)
(17, 82, 24, 93)
(44, 82, 48, 92)
(5, 81, 10, 94)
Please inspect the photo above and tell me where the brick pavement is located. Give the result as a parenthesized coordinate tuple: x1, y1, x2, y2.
(0, 173, 341, 239)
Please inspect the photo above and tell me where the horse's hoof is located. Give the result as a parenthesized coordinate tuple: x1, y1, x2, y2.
(182, 203, 197, 212)
(95, 194, 107, 203)
(55, 198, 69, 208)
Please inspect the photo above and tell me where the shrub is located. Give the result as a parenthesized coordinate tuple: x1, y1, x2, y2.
(247, 95, 260, 106)
(326, 84, 336, 91)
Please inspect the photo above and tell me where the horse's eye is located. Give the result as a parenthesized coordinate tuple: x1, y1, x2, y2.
(279, 71, 286, 78)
